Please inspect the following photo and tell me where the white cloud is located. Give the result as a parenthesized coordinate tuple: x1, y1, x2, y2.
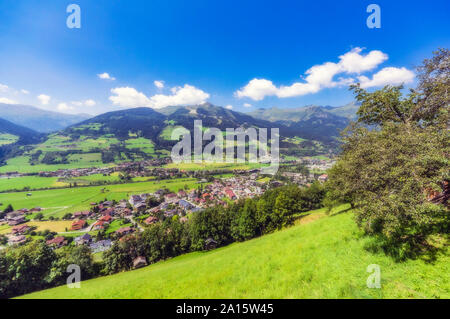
(235, 79, 278, 101)
(72, 99, 96, 107)
(338, 48, 388, 73)
(57, 103, 74, 112)
(225, 105, 233, 110)
(154, 80, 164, 89)
(109, 84, 210, 109)
(0, 97, 18, 104)
(358, 67, 415, 88)
(84, 99, 96, 107)
(71, 101, 83, 107)
(243, 103, 252, 107)
(235, 47, 399, 101)
(0, 84, 9, 92)
(37, 94, 51, 105)
(109, 87, 152, 108)
(149, 85, 210, 108)
(97, 72, 116, 81)
(21, 89, 30, 95)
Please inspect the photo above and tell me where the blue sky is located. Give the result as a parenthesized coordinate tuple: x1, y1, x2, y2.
(0, 0, 448, 115)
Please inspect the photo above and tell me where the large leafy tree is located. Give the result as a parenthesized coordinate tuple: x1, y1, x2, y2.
(326, 49, 449, 259)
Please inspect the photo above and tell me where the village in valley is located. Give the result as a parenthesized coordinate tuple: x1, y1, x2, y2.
(0, 157, 332, 259)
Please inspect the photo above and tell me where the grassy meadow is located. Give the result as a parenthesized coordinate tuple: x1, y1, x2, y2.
(0, 155, 114, 174)
(19, 208, 449, 299)
(0, 178, 207, 218)
(0, 176, 59, 192)
(0, 133, 19, 146)
(162, 161, 266, 171)
(0, 174, 126, 192)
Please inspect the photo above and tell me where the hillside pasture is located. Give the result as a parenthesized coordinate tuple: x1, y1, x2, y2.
(19, 208, 449, 299)
(0, 133, 19, 146)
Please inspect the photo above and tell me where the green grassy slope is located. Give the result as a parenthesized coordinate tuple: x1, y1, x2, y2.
(20, 209, 449, 299)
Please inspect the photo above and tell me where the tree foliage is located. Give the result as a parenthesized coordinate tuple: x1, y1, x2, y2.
(326, 49, 449, 259)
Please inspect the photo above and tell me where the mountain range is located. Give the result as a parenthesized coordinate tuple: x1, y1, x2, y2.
(248, 102, 359, 141)
(70, 102, 359, 142)
(0, 102, 360, 165)
(0, 103, 91, 133)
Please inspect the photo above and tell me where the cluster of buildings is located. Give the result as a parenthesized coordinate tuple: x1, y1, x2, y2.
(36, 159, 173, 178)
(0, 209, 40, 246)
(201, 174, 265, 203)
(281, 172, 328, 185)
(0, 207, 41, 226)
(1, 171, 279, 251)
(128, 174, 266, 226)
(303, 158, 335, 172)
(128, 190, 201, 225)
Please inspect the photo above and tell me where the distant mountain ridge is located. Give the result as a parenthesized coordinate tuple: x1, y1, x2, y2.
(248, 102, 359, 122)
(248, 102, 360, 141)
(0, 103, 91, 133)
(0, 118, 43, 164)
(67, 103, 280, 142)
(0, 102, 360, 166)
(69, 102, 359, 144)
(0, 117, 42, 144)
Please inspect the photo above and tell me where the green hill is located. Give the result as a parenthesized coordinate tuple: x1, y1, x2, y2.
(0, 117, 42, 145)
(20, 207, 449, 299)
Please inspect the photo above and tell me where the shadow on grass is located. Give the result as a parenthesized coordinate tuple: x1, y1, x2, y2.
(328, 205, 352, 217)
(363, 233, 447, 264)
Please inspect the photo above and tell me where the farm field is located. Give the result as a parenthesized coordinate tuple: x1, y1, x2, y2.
(0, 133, 19, 146)
(0, 155, 115, 174)
(0, 178, 206, 218)
(0, 176, 59, 192)
(125, 137, 155, 155)
(25, 220, 74, 232)
(19, 208, 449, 299)
(162, 162, 266, 171)
(0, 174, 126, 192)
(0, 223, 11, 234)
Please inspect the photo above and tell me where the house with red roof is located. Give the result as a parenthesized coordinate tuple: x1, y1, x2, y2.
(11, 224, 31, 235)
(99, 214, 112, 223)
(116, 227, 134, 237)
(93, 220, 107, 230)
(71, 220, 87, 231)
(224, 188, 236, 200)
(144, 216, 158, 225)
(46, 236, 67, 248)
